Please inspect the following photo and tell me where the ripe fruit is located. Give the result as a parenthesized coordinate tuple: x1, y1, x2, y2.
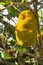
(15, 10, 37, 47)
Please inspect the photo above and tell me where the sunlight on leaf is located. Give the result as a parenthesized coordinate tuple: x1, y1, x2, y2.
(38, 9, 42, 21)
(0, 2, 5, 5)
(1, 52, 11, 60)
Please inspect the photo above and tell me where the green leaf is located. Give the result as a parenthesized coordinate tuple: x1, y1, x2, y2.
(4, 22, 16, 39)
(1, 52, 11, 60)
(38, 9, 42, 21)
(16, 46, 26, 53)
(10, 39, 16, 46)
(0, 2, 5, 5)
(8, 6, 17, 17)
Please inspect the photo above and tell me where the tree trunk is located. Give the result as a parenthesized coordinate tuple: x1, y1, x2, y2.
(32, 0, 43, 65)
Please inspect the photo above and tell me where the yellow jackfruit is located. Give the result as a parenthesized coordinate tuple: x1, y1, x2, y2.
(15, 10, 37, 47)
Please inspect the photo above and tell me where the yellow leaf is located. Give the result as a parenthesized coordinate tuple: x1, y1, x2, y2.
(21, 0, 24, 3)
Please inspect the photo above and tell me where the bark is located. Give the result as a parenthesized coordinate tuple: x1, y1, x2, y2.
(32, 0, 43, 65)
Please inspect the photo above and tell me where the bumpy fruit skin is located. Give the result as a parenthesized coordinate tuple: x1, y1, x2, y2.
(15, 10, 37, 47)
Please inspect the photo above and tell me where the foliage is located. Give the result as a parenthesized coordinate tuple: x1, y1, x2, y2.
(8, 6, 17, 17)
